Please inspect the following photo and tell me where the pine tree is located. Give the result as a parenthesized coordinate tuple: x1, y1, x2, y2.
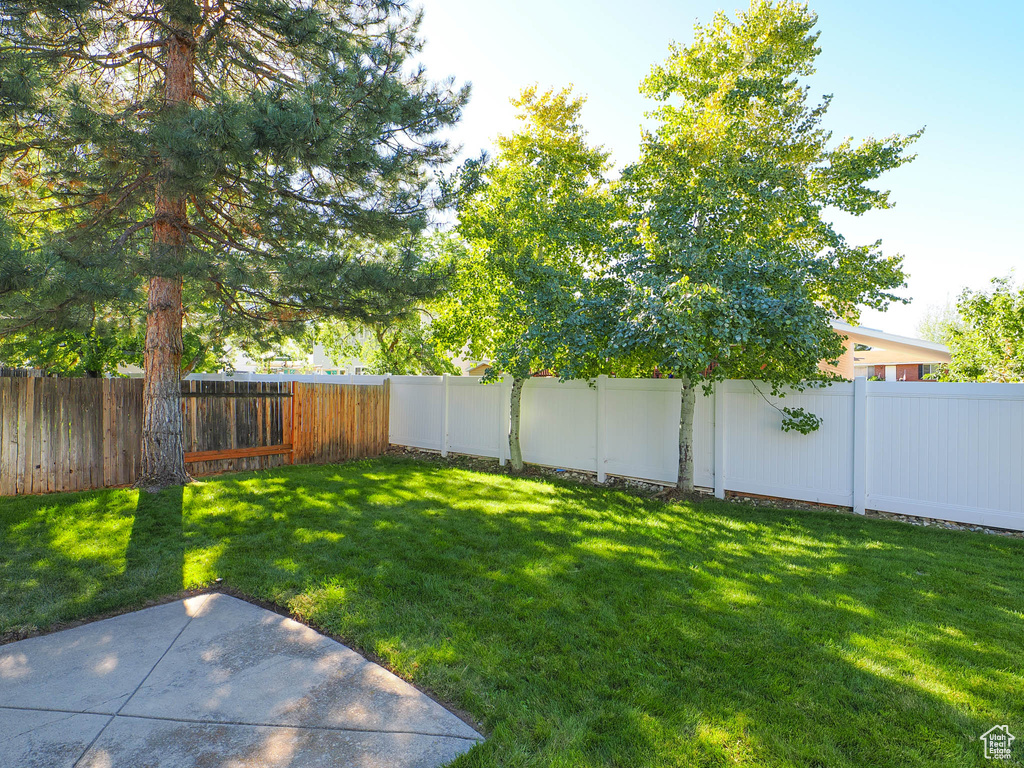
(0, 0, 467, 489)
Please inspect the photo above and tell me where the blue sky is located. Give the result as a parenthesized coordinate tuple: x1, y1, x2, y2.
(416, 0, 1023, 336)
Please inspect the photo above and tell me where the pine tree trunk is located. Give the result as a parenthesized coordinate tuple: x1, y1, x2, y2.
(508, 376, 526, 472)
(677, 376, 696, 493)
(138, 18, 194, 491)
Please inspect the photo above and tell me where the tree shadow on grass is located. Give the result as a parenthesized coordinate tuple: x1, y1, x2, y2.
(122, 485, 187, 597)
(185, 460, 1024, 768)
(0, 485, 188, 638)
(4, 459, 1021, 766)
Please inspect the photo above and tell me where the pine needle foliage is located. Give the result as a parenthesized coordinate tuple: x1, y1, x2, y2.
(1, 0, 466, 331)
(1, 0, 466, 484)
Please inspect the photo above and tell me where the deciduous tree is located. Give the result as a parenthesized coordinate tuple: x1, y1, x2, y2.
(433, 87, 615, 470)
(916, 301, 963, 346)
(613, 0, 919, 492)
(310, 315, 459, 376)
(944, 276, 1024, 382)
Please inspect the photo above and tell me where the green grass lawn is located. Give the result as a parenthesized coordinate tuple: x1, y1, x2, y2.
(2, 457, 1022, 767)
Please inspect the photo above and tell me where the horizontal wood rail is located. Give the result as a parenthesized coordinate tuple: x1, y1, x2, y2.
(183, 444, 293, 463)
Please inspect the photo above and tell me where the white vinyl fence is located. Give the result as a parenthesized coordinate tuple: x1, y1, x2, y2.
(388, 375, 1024, 532)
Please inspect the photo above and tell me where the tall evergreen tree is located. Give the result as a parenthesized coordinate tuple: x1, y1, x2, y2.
(0, 0, 466, 488)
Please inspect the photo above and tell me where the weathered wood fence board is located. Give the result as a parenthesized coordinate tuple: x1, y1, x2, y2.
(104, 378, 145, 489)
(0, 377, 141, 495)
(0, 367, 44, 378)
(181, 380, 295, 476)
(0, 378, 388, 496)
(292, 382, 389, 465)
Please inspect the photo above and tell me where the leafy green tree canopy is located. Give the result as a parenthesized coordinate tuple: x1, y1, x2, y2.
(613, 0, 921, 490)
(944, 276, 1024, 382)
(432, 86, 616, 469)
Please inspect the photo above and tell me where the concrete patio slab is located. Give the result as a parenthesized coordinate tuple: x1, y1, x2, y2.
(122, 594, 480, 739)
(0, 595, 213, 713)
(79, 715, 476, 768)
(0, 708, 110, 768)
(0, 593, 481, 767)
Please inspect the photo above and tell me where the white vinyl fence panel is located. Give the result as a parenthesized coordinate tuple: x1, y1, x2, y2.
(521, 378, 598, 472)
(603, 378, 681, 485)
(865, 383, 1024, 530)
(386, 375, 1024, 531)
(693, 391, 715, 489)
(718, 381, 855, 507)
(388, 376, 444, 451)
(447, 377, 505, 459)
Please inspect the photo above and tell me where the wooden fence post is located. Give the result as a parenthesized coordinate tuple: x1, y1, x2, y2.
(21, 375, 34, 495)
(290, 381, 299, 464)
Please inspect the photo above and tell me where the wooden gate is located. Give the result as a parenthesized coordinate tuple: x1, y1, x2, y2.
(181, 380, 294, 475)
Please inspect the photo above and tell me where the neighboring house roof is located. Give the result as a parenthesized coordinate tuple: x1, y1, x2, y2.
(831, 320, 951, 367)
(465, 362, 492, 377)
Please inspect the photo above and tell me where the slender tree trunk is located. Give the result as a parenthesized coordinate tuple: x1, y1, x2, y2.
(677, 376, 696, 493)
(139, 18, 194, 490)
(508, 376, 526, 471)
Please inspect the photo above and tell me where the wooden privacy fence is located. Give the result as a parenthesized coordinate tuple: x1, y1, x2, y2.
(0, 367, 44, 378)
(0, 377, 390, 496)
(292, 382, 390, 464)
